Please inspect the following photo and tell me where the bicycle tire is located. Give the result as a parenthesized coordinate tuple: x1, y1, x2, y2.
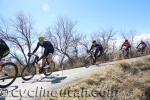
(0, 62, 18, 88)
(85, 56, 94, 68)
(21, 64, 36, 81)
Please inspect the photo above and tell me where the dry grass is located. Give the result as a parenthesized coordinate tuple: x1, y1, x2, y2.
(41, 58, 150, 100)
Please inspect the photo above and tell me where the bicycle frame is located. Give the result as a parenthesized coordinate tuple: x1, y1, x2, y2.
(27, 54, 39, 66)
(27, 54, 51, 69)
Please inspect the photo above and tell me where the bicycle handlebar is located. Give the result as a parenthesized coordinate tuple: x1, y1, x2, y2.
(27, 53, 39, 63)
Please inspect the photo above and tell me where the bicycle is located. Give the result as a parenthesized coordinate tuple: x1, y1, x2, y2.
(120, 46, 130, 59)
(85, 49, 103, 67)
(0, 57, 18, 88)
(136, 45, 146, 55)
(85, 50, 95, 66)
(21, 54, 55, 81)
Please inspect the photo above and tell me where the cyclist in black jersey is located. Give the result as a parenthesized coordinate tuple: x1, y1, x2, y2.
(89, 40, 103, 63)
(0, 38, 10, 77)
(0, 38, 10, 60)
(29, 37, 54, 71)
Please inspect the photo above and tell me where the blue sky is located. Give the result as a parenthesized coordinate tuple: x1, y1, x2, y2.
(1, 0, 150, 38)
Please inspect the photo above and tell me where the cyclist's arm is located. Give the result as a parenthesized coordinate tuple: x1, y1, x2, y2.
(39, 54, 46, 60)
(32, 43, 39, 54)
(137, 43, 141, 48)
(89, 45, 94, 52)
(120, 44, 124, 50)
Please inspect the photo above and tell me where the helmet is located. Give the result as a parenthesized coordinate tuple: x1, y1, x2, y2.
(125, 39, 128, 42)
(38, 37, 45, 42)
(92, 40, 96, 43)
(141, 39, 143, 42)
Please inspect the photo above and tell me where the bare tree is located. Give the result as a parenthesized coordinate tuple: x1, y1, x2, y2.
(80, 35, 90, 52)
(121, 30, 136, 46)
(71, 35, 82, 59)
(92, 29, 116, 53)
(46, 17, 79, 66)
(0, 13, 34, 66)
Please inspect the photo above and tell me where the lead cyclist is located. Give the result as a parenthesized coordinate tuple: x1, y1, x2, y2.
(29, 36, 55, 73)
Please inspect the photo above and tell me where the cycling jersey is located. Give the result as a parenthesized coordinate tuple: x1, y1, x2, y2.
(138, 41, 147, 48)
(89, 43, 103, 52)
(122, 41, 131, 47)
(32, 41, 54, 59)
(0, 39, 9, 58)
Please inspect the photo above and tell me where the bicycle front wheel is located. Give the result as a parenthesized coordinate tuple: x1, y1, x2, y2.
(85, 56, 94, 67)
(21, 64, 36, 81)
(0, 62, 18, 88)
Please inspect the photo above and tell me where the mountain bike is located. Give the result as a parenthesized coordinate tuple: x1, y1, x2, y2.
(85, 50, 95, 66)
(85, 49, 103, 67)
(136, 45, 146, 55)
(121, 46, 130, 59)
(21, 54, 55, 81)
(0, 58, 18, 88)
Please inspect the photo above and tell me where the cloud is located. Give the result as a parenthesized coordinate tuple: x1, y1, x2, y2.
(134, 33, 150, 43)
(42, 3, 50, 12)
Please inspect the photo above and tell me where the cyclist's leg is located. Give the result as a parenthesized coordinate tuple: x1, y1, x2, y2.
(141, 46, 146, 54)
(125, 47, 129, 57)
(47, 53, 53, 64)
(46, 50, 54, 64)
(98, 47, 103, 57)
(94, 49, 99, 63)
(38, 58, 46, 73)
(42, 58, 46, 67)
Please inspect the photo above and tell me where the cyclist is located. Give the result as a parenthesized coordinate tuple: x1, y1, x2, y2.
(89, 40, 103, 64)
(29, 37, 54, 73)
(0, 38, 10, 77)
(120, 39, 131, 57)
(137, 40, 147, 53)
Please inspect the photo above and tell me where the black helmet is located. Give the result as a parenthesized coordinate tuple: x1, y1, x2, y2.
(92, 40, 96, 43)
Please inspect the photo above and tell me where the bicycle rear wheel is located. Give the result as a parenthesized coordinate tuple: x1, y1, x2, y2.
(21, 64, 36, 81)
(0, 62, 18, 88)
(43, 61, 55, 76)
